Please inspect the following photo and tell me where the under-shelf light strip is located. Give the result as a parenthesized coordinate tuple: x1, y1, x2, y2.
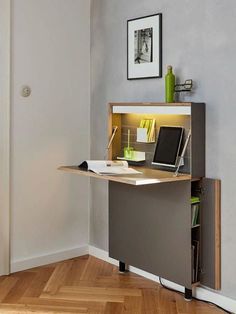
(112, 106, 191, 115)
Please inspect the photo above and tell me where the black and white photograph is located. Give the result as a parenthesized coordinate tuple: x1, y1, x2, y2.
(134, 27, 153, 64)
(127, 13, 162, 79)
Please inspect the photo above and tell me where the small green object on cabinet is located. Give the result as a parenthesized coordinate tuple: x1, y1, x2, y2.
(165, 65, 175, 103)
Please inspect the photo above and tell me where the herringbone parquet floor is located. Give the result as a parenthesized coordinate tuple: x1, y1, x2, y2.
(0, 255, 224, 313)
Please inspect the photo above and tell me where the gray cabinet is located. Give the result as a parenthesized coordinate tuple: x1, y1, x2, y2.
(109, 177, 221, 291)
(108, 102, 221, 294)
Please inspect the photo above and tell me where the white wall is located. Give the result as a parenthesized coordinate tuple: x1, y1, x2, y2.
(0, 0, 11, 275)
(11, 0, 90, 267)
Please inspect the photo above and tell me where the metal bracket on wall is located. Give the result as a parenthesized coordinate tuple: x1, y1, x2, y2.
(175, 79, 193, 93)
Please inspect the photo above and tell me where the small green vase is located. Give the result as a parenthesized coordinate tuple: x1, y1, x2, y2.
(165, 65, 175, 103)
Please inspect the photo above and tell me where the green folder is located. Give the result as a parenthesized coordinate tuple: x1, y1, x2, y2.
(191, 196, 200, 204)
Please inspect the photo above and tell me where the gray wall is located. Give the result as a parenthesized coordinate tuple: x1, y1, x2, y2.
(90, 0, 236, 300)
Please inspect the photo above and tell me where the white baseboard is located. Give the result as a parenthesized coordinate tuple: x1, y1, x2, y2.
(11, 245, 89, 273)
(89, 245, 236, 313)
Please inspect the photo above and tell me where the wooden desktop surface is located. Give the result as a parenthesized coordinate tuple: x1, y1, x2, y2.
(58, 165, 191, 186)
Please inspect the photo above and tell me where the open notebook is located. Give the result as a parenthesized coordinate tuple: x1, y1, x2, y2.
(78, 160, 142, 175)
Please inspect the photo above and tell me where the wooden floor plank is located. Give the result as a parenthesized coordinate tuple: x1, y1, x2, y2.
(2, 272, 36, 304)
(0, 303, 88, 313)
(58, 286, 142, 297)
(43, 260, 74, 294)
(104, 302, 124, 314)
(20, 296, 105, 311)
(65, 256, 89, 286)
(41, 291, 125, 303)
(23, 267, 55, 298)
(99, 263, 114, 278)
(0, 277, 19, 302)
(80, 256, 105, 281)
(0, 255, 224, 313)
(156, 288, 178, 314)
(141, 289, 159, 314)
(123, 296, 142, 314)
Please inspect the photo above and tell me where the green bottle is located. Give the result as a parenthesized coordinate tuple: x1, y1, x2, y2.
(165, 65, 175, 103)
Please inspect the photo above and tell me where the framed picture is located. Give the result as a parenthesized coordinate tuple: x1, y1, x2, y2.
(127, 13, 162, 80)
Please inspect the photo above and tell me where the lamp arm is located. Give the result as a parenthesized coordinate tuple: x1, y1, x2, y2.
(103, 126, 118, 160)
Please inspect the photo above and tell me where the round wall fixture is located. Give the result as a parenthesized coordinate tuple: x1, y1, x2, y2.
(21, 85, 31, 97)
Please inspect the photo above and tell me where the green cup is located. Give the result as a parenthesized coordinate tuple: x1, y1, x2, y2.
(124, 147, 134, 159)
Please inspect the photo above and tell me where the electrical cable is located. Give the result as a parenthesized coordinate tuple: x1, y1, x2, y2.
(159, 277, 232, 314)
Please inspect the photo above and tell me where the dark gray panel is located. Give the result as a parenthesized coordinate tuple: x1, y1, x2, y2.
(109, 180, 192, 288)
(200, 178, 221, 289)
(191, 103, 206, 177)
(120, 114, 191, 172)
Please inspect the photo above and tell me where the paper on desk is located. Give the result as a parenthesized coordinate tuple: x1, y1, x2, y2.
(91, 166, 142, 175)
(79, 160, 142, 175)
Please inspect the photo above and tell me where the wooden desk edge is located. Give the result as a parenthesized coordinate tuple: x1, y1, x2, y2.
(58, 166, 192, 186)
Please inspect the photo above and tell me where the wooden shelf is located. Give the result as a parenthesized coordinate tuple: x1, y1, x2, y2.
(191, 177, 202, 182)
(136, 141, 155, 144)
(58, 166, 191, 186)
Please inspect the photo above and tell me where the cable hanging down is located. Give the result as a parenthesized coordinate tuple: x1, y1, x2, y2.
(158, 277, 232, 314)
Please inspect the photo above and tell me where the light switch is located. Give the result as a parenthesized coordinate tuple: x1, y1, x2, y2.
(21, 85, 31, 97)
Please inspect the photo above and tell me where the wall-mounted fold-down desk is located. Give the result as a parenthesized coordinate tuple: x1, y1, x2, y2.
(59, 166, 191, 185)
(59, 102, 221, 301)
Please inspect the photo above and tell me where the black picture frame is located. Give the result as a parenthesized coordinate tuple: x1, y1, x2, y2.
(127, 13, 162, 80)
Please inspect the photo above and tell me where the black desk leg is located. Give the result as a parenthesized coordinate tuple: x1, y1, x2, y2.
(184, 288, 192, 301)
(119, 261, 126, 273)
